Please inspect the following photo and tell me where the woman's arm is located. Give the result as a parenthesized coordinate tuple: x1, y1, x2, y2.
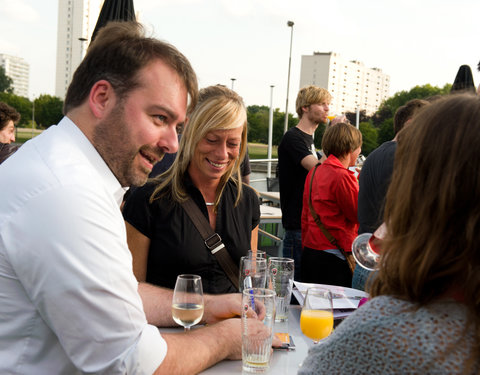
(125, 221, 151, 282)
(250, 224, 259, 250)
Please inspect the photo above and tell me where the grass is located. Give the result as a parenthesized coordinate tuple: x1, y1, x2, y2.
(248, 143, 278, 159)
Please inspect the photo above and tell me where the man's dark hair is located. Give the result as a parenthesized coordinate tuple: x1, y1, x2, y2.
(393, 99, 429, 135)
(64, 21, 198, 114)
(0, 102, 20, 130)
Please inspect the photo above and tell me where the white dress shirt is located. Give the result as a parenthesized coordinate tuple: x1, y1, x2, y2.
(0, 117, 166, 374)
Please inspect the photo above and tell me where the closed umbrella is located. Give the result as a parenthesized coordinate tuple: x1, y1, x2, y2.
(450, 64, 476, 94)
(91, 0, 136, 42)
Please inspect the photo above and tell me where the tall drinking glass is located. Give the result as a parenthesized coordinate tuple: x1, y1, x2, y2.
(300, 287, 334, 344)
(239, 256, 267, 292)
(267, 257, 294, 322)
(172, 274, 204, 331)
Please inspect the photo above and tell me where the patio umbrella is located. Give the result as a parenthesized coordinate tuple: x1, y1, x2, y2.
(450, 64, 476, 94)
(91, 0, 136, 42)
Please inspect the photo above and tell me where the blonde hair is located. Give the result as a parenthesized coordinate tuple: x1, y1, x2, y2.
(295, 85, 332, 118)
(150, 85, 247, 209)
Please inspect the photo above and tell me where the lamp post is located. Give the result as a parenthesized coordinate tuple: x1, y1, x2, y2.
(268, 85, 274, 177)
(31, 95, 35, 139)
(284, 20, 294, 134)
(230, 78, 236, 90)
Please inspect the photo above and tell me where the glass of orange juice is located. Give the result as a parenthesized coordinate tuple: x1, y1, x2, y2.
(300, 287, 334, 344)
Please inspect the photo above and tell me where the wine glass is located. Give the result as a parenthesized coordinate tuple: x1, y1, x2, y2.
(351, 223, 386, 271)
(300, 287, 334, 344)
(172, 274, 204, 331)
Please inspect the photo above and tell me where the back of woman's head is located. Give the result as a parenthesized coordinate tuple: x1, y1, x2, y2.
(321, 122, 362, 159)
(372, 94, 480, 306)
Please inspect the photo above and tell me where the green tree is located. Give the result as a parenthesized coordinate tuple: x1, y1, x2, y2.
(359, 121, 378, 156)
(0, 66, 13, 93)
(0, 92, 32, 126)
(34, 94, 64, 128)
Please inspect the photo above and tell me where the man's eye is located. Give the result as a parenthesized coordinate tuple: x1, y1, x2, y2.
(155, 115, 167, 123)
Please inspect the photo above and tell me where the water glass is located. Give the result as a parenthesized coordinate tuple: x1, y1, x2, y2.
(242, 288, 276, 373)
(267, 257, 294, 322)
(239, 255, 267, 292)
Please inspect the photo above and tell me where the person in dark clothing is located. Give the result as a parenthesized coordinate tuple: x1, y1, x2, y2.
(123, 85, 260, 294)
(353, 98, 429, 290)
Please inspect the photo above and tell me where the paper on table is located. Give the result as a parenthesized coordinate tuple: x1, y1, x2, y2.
(293, 281, 368, 310)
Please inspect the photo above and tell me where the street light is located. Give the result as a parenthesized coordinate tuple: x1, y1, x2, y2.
(268, 85, 274, 177)
(284, 21, 294, 134)
(230, 78, 236, 90)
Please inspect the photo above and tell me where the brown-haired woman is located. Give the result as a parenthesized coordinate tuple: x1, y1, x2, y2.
(301, 122, 362, 286)
(299, 94, 480, 374)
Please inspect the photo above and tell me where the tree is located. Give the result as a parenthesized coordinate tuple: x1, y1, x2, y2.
(34, 95, 64, 128)
(359, 121, 378, 156)
(0, 92, 32, 126)
(0, 66, 13, 93)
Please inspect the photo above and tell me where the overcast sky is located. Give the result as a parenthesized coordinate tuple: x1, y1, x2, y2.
(0, 0, 478, 115)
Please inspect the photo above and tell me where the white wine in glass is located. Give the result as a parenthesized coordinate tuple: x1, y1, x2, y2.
(172, 274, 204, 331)
(300, 288, 334, 344)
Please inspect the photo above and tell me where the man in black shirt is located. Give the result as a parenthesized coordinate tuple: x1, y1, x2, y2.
(278, 85, 332, 279)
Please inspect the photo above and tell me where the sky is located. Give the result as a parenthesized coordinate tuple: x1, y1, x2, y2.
(0, 0, 479, 115)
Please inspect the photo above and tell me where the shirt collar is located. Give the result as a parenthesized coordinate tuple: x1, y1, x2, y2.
(60, 117, 128, 206)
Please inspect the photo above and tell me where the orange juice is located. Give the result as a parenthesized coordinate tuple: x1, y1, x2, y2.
(300, 310, 334, 341)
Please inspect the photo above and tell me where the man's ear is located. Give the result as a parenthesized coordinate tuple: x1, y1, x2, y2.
(88, 80, 115, 119)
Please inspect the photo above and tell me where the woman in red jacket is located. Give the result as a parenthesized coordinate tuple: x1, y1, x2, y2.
(301, 122, 362, 286)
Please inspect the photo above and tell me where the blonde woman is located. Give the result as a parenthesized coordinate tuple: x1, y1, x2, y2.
(299, 94, 480, 374)
(123, 85, 259, 294)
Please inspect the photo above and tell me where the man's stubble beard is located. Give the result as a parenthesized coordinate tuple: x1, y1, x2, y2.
(92, 105, 149, 188)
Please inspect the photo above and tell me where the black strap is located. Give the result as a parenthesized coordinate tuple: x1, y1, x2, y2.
(308, 163, 355, 274)
(181, 198, 240, 290)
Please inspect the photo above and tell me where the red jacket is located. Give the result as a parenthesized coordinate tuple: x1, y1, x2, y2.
(301, 155, 359, 252)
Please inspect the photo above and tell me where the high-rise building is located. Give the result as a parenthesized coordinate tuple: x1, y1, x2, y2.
(299, 52, 390, 115)
(55, 0, 103, 99)
(0, 54, 30, 98)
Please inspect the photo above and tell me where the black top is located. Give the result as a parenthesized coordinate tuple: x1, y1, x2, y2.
(123, 174, 260, 294)
(0, 143, 20, 164)
(357, 141, 397, 234)
(278, 127, 316, 230)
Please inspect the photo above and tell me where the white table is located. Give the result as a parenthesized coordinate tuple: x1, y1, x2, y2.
(199, 305, 312, 374)
(260, 204, 282, 224)
(259, 191, 281, 206)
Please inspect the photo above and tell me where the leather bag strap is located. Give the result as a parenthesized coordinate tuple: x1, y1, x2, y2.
(308, 163, 355, 274)
(181, 198, 240, 290)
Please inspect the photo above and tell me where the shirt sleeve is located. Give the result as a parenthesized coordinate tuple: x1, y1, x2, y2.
(4, 184, 166, 373)
(284, 131, 314, 166)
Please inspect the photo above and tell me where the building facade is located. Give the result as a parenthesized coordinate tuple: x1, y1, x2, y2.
(299, 52, 390, 115)
(55, 0, 103, 99)
(0, 54, 30, 98)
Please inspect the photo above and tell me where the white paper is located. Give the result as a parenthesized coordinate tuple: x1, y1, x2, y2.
(293, 281, 368, 310)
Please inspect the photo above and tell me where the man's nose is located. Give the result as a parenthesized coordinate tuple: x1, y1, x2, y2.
(157, 126, 179, 154)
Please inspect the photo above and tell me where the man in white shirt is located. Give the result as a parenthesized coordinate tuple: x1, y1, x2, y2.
(0, 22, 263, 374)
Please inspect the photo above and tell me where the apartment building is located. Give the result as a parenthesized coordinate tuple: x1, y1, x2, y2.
(299, 52, 390, 115)
(55, 0, 103, 99)
(0, 54, 30, 98)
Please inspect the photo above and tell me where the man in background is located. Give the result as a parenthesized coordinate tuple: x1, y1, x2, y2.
(277, 85, 332, 279)
(353, 98, 429, 290)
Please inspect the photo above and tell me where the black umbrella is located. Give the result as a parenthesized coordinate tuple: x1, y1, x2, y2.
(91, 0, 136, 42)
(450, 64, 476, 94)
